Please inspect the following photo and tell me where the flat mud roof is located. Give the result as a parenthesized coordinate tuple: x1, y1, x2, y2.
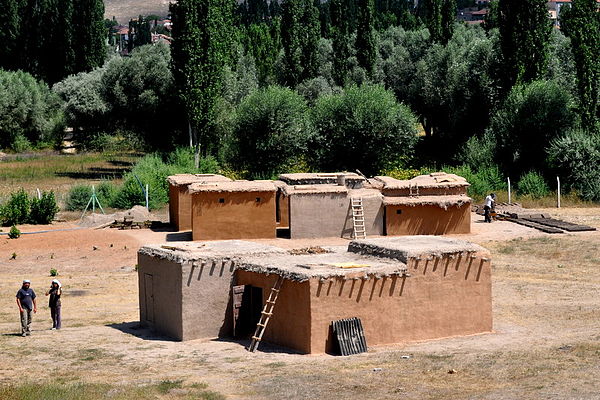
(348, 237, 487, 263)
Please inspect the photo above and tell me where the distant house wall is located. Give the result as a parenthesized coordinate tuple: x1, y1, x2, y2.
(138, 253, 183, 340)
(289, 194, 384, 239)
(191, 191, 276, 240)
(169, 184, 193, 231)
(385, 204, 471, 236)
(309, 252, 492, 354)
(277, 192, 289, 229)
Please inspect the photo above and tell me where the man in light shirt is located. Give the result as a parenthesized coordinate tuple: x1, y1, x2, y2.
(483, 193, 496, 223)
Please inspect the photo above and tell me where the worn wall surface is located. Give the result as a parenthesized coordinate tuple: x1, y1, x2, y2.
(192, 191, 277, 240)
(385, 204, 471, 236)
(235, 270, 312, 353)
(169, 185, 193, 231)
(138, 253, 183, 340)
(277, 192, 289, 228)
(309, 251, 492, 354)
(181, 258, 236, 340)
(289, 194, 384, 239)
(169, 185, 180, 230)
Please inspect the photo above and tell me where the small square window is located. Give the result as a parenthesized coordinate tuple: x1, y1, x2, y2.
(396, 209, 402, 215)
(255, 197, 261, 202)
(219, 198, 225, 203)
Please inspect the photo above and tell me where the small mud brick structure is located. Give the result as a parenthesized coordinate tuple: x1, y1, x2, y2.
(167, 171, 473, 239)
(281, 184, 384, 239)
(376, 172, 472, 235)
(168, 174, 232, 231)
(138, 236, 492, 354)
(278, 172, 366, 188)
(188, 180, 278, 240)
(138, 241, 285, 340)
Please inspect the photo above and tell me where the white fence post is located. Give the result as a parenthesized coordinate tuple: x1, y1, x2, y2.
(145, 184, 149, 211)
(507, 177, 511, 203)
(557, 176, 561, 208)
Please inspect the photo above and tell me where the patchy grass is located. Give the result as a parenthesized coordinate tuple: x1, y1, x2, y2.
(0, 152, 140, 206)
(0, 381, 225, 400)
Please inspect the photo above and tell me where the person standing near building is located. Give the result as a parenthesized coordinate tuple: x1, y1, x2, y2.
(16, 280, 37, 337)
(45, 279, 62, 330)
(483, 193, 496, 223)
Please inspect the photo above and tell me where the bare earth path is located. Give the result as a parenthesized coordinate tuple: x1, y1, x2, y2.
(1, 208, 599, 399)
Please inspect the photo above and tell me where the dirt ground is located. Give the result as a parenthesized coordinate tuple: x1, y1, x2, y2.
(1, 208, 599, 399)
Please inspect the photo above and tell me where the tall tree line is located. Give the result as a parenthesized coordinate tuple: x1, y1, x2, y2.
(0, 0, 106, 84)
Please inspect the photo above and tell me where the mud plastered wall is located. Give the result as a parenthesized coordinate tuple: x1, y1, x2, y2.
(192, 191, 277, 240)
(385, 203, 471, 236)
(309, 252, 492, 354)
(289, 193, 384, 239)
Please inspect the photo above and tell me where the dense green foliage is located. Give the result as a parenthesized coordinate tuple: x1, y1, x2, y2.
(517, 171, 550, 198)
(561, 0, 600, 130)
(0, 189, 58, 226)
(53, 44, 176, 149)
(30, 191, 60, 224)
(171, 0, 236, 161)
(488, 80, 578, 176)
(548, 130, 600, 201)
(310, 85, 418, 176)
(0, 70, 64, 151)
(498, 0, 552, 90)
(0, 0, 105, 83)
(228, 86, 313, 177)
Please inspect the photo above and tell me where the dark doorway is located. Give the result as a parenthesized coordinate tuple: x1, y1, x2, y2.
(232, 285, 263, 338)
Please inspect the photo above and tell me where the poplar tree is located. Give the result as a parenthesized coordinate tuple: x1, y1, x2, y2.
(330, 0, 351, 86)
(440, 0, 456, 44)
(356, 0, 376, 76)
(498, 0, 552, 90)
(72, 0, 107, 73)
(300, 0, 321, 81)
(418, 0, 443, 43)
(0, 0, 22, 71)
(171, 0, 235, 165)
(281, 0, 304, 86)
(561, 0, 600, 130)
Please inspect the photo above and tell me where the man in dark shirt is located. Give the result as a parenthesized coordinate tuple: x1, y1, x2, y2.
(16, 280, 37, 337)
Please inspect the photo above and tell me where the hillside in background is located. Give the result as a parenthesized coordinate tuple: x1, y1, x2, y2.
(104, 0, 170, 24)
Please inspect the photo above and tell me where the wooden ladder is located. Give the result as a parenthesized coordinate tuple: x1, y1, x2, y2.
(248, 275, 284, 352)
(351, 197, 367, 240)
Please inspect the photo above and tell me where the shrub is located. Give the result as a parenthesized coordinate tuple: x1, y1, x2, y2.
(517, 171, 550, 198)
(228, 86, 313, 178)
(111, 151, 219, 210)
(310, 84, 419, 176)
(0, 70, 64, 151)
(65, 185, 93, 211)
(489, 80, 578, 176)
(96, 182, 118, 208)
(1, 189, 31, 226)
(29, 191, 59, 224)
(441, 164, 507, 199)
(50, 268, 58, 277)
(547, 129, 600, 201)
(8, 225, 20, 239)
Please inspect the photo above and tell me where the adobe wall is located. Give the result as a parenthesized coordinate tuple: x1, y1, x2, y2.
(169, 185, 193, 231)
(383, 186, 467, 197)
(309, 252, 492, 354)
(168, 185, 180, 230)
(192, 191, 277, 240)
(289, 194, 384, 239)
(181, 258, 236, 340)
(138, 253, 183, 340)
(385, 203, 471, 235)
(235, 270, 312, 354)
(277, 192, 289, 228)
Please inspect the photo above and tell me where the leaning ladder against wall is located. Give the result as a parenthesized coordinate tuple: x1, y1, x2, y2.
(351, 197, 367, 239)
